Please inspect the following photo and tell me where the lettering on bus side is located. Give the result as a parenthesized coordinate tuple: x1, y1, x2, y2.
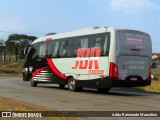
(72, 47, 104, 74)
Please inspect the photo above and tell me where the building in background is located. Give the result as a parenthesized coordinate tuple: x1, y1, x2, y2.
(0, 39, 4, 61)
(152, 53, 160, 60)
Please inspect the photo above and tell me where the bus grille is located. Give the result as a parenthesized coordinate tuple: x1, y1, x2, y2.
(32, 68, 54, 82)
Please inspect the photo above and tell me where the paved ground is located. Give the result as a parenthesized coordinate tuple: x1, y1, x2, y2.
(0, 77, 160, 119)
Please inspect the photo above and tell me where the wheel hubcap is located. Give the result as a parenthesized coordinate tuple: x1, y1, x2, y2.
(69, 79, 75, 89)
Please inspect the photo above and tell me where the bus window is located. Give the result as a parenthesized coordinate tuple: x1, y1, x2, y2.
(81, 37, 89, 48)
(53, 41, 59, 57)
(103, 33, 110, 56)
(89, 33, 110, 56)
(39, 43, 46, 58)
(72, 36, 89, 57)
(118, 30, 151, 51)
(72, 38, 81, 57)
(46, 41, 56, 58)
(47, 40, 60, 58)
(26, 46, 36, 60)
(58, 40, 67, 57)
(62, 39, 73, 57)
(31, 43, 39, 59)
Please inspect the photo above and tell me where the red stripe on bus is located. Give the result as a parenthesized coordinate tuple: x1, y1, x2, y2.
(46, 58, 67, 80)
(46, 38, 52, 41)
(32, 67, 49, 77)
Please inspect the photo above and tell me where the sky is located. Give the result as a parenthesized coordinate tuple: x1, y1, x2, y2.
(0, 0, 160, 52)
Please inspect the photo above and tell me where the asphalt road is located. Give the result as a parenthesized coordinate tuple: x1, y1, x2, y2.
(0, 77, 160, 119)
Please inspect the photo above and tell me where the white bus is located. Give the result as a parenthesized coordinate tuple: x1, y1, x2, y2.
(23, 27, 152, 92)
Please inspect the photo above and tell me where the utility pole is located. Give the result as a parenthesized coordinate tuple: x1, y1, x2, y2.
(15, 47, 18, 62)
(3, 46, 6, 61)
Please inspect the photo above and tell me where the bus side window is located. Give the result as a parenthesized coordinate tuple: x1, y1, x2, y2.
(89, 35, 104, 56)
(46, 41, 56, 58)
(38, 43, 46, 58)
(72, 36, 89, 57)
(72, 38, 81, 57)
(62, 39, 73, 57)
(53, 41, 59, 57)
(103, 33, 110, 56)
(89, 33, 110, 56)
(81, 37, 89, 48)
(32, 44, 39, 59)
(58, 40, 65, 57)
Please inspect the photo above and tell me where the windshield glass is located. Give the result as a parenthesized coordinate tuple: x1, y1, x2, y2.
(118, 30, 151, 51)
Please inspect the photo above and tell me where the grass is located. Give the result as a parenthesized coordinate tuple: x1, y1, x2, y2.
(0, 97, 86, 120)
(0, 61, 23, 76)
(113, 81, 160, 93)
(141, 81, 160, 93)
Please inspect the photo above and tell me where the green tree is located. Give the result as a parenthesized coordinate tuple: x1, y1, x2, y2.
(5, 34, 37, 59)
(157, 56, 160, 60)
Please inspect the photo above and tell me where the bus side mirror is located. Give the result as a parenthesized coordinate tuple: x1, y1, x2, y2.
(24, 46, 29, 55)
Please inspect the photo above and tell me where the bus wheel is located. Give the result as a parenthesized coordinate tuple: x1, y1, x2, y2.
(59, 84, 65, 89)
(97, 87, 111, 93)
(68, 77, 83, 92)
(30, 79, 37, 87)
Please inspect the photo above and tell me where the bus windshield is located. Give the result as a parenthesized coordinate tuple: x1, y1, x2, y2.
(118, 30, 151, 51)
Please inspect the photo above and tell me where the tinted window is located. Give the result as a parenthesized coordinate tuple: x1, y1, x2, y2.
(46, 33, 110, 58)
(39, 43, 46, 58)
(89, 33, 110, 56)
(61, 39, 73, 57)
(27, 42, 46, 59)
(72, 37, 81, 57)
(46, 40, 56, 58)
(26, 46, 36, 59)
(47, 39, 73, 58)
(118, 30, 151, 51)
(47, 40, 60, 58)
(58, 40, 67, 57)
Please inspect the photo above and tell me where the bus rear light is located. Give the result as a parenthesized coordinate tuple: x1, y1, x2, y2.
(133, 52, 139, 55)
(147, 66, 152, 80)
(109, 62, 118, 78)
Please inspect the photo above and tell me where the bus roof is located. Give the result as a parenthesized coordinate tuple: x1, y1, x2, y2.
(32, 27, 149, 44)
(32, 27, 109, 44)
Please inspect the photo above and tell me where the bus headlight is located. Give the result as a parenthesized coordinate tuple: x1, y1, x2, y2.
(23, 68, 28, 73)
(29, 66, 33, 72)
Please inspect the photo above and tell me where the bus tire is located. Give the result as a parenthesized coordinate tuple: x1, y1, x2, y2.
(68, 77, 83, 92)
(97, 87, 111, 93)
(59, 84, 65, 89)
(30, 79, 37, 87)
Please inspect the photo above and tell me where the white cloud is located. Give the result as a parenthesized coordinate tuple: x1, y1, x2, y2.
(110, 0, 159, 13)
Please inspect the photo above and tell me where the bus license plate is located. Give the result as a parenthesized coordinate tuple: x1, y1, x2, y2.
(130, 77, 137, 81)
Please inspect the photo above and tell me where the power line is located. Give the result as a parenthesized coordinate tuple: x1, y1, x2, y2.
(0, 30, 45, 35)
(152, 44, 160, 45)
